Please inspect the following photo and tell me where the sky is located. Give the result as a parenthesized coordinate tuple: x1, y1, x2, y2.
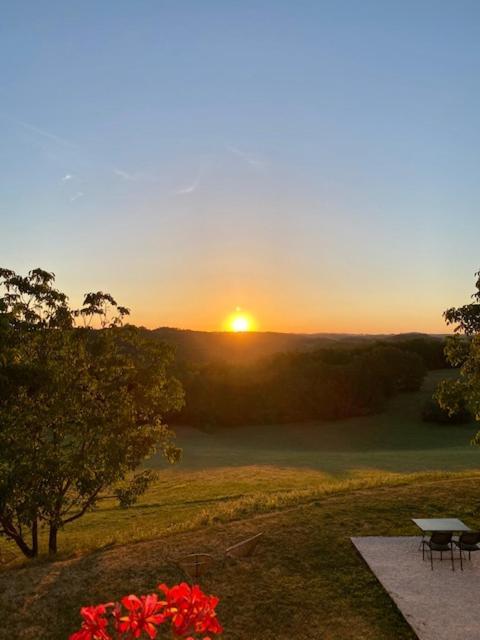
(1, 1, 479, 333)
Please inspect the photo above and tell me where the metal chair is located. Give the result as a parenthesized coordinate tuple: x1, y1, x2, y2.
(174, 532, 264, 582)
(225, 532, 264, 559)
(454, 531, 480, 570)
(175, 553, 215, 580)
(422, 531, 454, 570)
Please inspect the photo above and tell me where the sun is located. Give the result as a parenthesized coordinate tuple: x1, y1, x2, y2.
(225, 309, 255, 332)
(231, 315, 250, 332)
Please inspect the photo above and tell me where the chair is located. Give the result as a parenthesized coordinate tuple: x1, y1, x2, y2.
(175, 553, 215, 580)
(422, 531, 454, 570)
(454, 531, 480, 570)
(225, 532, 264, 559)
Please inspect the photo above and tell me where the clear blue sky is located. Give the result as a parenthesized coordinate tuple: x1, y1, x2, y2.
(1, 1, 479, 332)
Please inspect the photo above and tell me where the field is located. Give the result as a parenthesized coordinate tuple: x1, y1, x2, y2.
(2, 369, 480, 639)
(167, 369, 479, 473)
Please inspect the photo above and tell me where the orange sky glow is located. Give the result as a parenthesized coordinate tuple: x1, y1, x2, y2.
(2, 3, 479, 337)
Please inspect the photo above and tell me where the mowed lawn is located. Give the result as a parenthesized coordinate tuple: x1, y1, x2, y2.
(3, 476, 480, 640)
(2, 369, 480, 638)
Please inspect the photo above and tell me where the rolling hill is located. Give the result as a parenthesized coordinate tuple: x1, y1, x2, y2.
(147, 327, 447, 365)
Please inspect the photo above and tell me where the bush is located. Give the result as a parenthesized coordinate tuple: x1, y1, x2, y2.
(421, 398, 471, 424)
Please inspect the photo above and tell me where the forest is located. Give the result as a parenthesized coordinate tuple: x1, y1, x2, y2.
(170, 337, 446, 427)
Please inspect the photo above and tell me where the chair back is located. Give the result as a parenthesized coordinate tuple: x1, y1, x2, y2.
(226, 532, 264, 559)
(459, 531, 480, 546)
(430, 531, 453, 545)
(176, 553, 215, 579)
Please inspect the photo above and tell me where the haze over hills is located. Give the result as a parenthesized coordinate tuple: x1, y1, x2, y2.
(149, 327, 447, 365)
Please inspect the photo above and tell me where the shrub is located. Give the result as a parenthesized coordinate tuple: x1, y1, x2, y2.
(421, 398, 471, 424)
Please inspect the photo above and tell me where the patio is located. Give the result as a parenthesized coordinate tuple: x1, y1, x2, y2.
(352, 536, 480, 640)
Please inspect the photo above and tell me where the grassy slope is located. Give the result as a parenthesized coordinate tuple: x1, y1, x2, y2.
(2, 369, 479, 562)
(2, 369, 480, 638)
(165, 370, 479, 473)
(2, 476, 480, 640)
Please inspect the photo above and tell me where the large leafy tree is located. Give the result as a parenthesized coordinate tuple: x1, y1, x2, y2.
(0, 268, 183, 557)
(436, 269, 480, 430)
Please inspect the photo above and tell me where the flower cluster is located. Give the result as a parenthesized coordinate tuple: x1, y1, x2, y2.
(69, 582, 222, 640)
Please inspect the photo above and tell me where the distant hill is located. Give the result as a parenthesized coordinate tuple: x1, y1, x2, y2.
(146, 327, 446, 365)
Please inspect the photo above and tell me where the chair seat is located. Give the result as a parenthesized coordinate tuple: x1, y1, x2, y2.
(425, 541, 451, 551)
(455, 542, 480, 551)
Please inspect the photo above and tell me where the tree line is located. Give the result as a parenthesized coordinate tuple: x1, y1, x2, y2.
(173, 344, 428, 428)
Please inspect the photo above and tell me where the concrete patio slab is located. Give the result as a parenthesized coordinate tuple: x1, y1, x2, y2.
(351, 536, 480, 640)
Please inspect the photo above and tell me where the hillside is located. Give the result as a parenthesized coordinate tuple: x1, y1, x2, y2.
(158, 369, 477, 471)
(3, 473, 480, 639)
(148, 327, 446, 365)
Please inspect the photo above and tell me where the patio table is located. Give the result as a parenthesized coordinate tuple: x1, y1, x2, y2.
(412, 518, 471, 534)
(412, 518, 471, 552)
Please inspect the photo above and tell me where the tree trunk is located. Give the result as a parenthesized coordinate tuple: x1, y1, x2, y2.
(0, 516, 36, 558)
(48, 524, 58, 555)
(15, 535, 36, 558)
(31, 518, 38, 557)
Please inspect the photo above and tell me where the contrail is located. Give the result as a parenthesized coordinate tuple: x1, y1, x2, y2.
(0, 111, 77, 148)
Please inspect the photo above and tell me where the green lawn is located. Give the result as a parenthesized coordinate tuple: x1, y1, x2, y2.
(162, 369, 479, 473)
(2, 475, 480, 639)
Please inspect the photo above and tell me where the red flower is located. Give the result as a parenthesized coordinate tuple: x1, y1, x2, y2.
(71, 582, 222, 640)
(158, 582, 223, 637)
(116, 593, 166, 639)
(69, 604, 112, 640)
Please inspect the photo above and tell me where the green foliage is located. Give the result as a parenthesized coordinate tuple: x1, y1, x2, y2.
(0, 268, 183, 557)
(443, 269, 480, 335)
(379, 336, 449, 369)
(114, 470, 158, 508)
(0, 267, 72, 330)
(436, 269, 480, 441)
(421, 398, 471, 424)
(177, 345, 426, 427)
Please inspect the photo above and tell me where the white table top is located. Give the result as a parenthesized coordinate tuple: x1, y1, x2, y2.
(412, 518, 471, 532)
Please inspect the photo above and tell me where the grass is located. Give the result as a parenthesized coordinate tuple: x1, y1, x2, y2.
(2, 475, 480, 639)
(162, 369, 480, 473)
(2, 369, 480, 637)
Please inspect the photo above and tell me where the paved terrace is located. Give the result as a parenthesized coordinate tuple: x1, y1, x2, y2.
(352, 536, 480, 640)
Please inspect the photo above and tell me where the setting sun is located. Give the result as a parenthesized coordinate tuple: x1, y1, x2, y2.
(231, 315, 250, 332)
(225, 309, 255, 332)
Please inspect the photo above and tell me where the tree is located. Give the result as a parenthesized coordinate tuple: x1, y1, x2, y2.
(0, 268, 184, 557)
(435, 269, 480, 431)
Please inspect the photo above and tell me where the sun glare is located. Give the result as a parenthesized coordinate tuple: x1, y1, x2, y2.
(226, 309, 255, 332)
(231, 315, 250, 332)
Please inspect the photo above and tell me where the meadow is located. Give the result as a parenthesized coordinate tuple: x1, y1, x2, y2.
(2, 369, 480, 639)
(167, 369, 478, 473)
